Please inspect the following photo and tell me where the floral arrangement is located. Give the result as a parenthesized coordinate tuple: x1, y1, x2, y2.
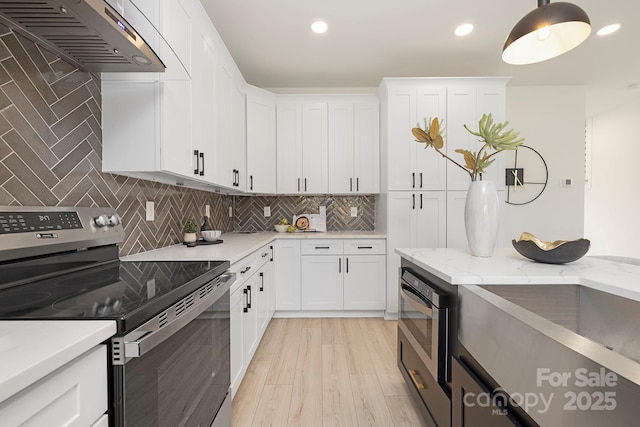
(411, 114, 524, 181)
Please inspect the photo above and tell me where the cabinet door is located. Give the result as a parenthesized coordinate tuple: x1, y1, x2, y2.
(274, 239, 301, 310)
(446, 85, 478, 191)
(232, 80, 247, 191)
(302, 103, 328, 193)
(159, 0, 192, 80)
(386, 87, 416, 190)
(230, 286, 244, 396)
(343, 254, 385, 310)
(243, 275, 259, 361)
(416, 191, 447, 248)
(246, 86, 277, 193)
(266, 251, 276, 318)
(476, 84, 507, 186)
(452, 357, 520, 427)
(190, 31, 217, 183)
(416, 86, 447, 190)
(256, 269, 269, 336)
(276, 103, 303, 194)
(354, 101, 380, 193)
(328, 103, 354, 193)
(301, 255, 343, 310)
(447, 190, 468, 248)
(216, 57, 236, 188)
(160, 80, 193, 177)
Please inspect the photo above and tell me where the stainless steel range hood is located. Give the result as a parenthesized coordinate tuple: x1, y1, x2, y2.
(0, 0, 165, 73)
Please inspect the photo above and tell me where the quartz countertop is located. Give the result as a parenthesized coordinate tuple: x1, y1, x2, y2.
(122, 231, 386, 264)
(395, 247, 640, 302)
(0, 320, 116, 404)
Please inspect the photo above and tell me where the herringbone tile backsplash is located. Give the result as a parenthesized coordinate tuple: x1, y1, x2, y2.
(233, 195, 375, 231)
(0, 25, 231, 256)
(0, 25, 375, 256)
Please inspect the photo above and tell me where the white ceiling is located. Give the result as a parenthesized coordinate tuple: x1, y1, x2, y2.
(201, 0, 640, 114)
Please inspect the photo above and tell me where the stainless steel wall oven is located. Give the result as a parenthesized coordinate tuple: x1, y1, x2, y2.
(0, 206, 232, 427)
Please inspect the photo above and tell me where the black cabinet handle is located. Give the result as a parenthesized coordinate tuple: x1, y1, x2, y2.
(250, 175, 253, 191)
(350, 178, 353, 192)
(315, 246, 330, 249)
(297, 178, 301, 192)
(243, 288, 248, 313)
(199, 152, 204, 176)
(420, 193, 423, 209)
(346, 257, 349, 273)
(240, 266, 251, 274)
(247, 285, 252, 309)
(412, 172, 415, 188)
(357, 246, 373, 249)
(304, 178, 307, 192)
(356, 177, 359, 192)
(412, 194, 415, 209)
(261, 252, 269, 258)
(269, 245, 273, 262)
(420, 172, 423, 188)
(193, 150, 199, 175)
(338, 257, 341, 273)
(259, 272, 264, 292)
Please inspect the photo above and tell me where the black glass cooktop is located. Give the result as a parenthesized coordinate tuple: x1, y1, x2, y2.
(0, 259, 229, 334)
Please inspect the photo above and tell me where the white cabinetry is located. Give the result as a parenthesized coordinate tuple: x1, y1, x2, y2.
(230, 244, 274, 397)
(378, 78, 508, 315)
(273, 239, 301, 310)
(276, 101, 328, 194)
(328, 100, 380, 193)
(0, 346, 107, 427)
(246, 86, 277, 193)
(297, 239, 386, 312)
(102, 0, 247, 191)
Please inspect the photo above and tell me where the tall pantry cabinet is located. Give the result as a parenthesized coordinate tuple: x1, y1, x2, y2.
(377, 78, 508, 315)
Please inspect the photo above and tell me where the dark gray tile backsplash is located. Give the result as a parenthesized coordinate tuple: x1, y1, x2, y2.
(0, 25, 375, 256)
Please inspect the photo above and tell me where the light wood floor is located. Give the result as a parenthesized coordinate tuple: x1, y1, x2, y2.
(232, 318, 429, 427)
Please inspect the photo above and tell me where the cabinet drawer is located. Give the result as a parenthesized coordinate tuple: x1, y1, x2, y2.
(300, 239, 343, 255)
(343, 239, 386, 255)
(0, 345, 107, 427)
(230, 253, 260, 292)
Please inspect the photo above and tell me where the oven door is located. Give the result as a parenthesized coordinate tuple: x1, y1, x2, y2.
(111, 273, 233, 427)
(398, 280, 446, 383)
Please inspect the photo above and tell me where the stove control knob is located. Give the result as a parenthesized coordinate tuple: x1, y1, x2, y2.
(94, 214, 108, 227)
(107, 214, 121, 226)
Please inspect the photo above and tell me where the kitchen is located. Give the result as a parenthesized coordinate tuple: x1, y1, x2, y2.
(0, 0, 638, 426)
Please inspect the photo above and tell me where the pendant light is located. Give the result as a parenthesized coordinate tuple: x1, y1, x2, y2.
(502, 0, 591, 65)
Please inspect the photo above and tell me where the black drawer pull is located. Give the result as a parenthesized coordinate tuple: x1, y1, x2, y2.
(357, 246, 373, 249)
(240, 266, 251, 274)
(315, 246, 331, 249)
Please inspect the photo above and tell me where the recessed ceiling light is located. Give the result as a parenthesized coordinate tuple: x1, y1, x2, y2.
(597, 23, 621, 36)
(455, 23, 474, 37)
(311, 21, 328, 34)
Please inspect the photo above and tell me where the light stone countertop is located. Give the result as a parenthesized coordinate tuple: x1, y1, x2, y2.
(395, 247, 640, 302)
(122, 231, 386, 264)
(0, 320, 116, 404)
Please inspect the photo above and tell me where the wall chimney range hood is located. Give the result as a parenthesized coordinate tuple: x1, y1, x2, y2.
(0, 0, 165, 73)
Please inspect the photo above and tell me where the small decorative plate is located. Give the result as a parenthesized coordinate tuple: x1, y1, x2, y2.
(512, 232, 590, 264)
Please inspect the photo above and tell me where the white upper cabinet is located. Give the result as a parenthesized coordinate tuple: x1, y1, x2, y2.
(446, 82, 507, 190)
(328, 98, 380, 194)
(246, 85, 277, 194)
(384, 83, 447, 191)
(276, 100, 328, 194)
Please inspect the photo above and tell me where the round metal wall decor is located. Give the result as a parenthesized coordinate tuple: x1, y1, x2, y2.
(504, 145, 548, 205)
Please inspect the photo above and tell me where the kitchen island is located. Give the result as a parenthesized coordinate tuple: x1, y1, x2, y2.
(395, 247, 640, 427)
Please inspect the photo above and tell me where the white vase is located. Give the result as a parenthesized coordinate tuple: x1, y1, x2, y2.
(183, 232, 197, 243)
(464, 181, 500, 257)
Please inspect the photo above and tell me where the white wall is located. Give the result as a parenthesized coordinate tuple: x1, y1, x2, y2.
(584, 96, 640, 257)
(504, 86, 586, 243)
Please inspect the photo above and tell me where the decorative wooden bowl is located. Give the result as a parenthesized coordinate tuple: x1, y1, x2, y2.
(512, 232, 590, 264)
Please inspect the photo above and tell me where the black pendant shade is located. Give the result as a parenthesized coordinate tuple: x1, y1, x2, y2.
(502, 0, 591, 65)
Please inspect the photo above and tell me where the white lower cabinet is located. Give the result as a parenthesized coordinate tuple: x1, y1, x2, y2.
(343, 254, 386, 310)
(301, 255, 344, 310)
(274, 239, 302, 310)
(0, 345, 107, 427)
(230, 245, 274, 397)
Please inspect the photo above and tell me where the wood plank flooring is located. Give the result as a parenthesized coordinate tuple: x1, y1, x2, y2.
(232, 318, 429, 427)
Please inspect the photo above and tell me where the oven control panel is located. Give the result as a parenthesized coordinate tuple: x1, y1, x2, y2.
(0, 211, 82, 234)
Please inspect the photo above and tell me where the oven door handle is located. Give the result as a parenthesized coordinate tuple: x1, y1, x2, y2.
(123, 272, 234, 360)
(400, 283, 434, 317)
